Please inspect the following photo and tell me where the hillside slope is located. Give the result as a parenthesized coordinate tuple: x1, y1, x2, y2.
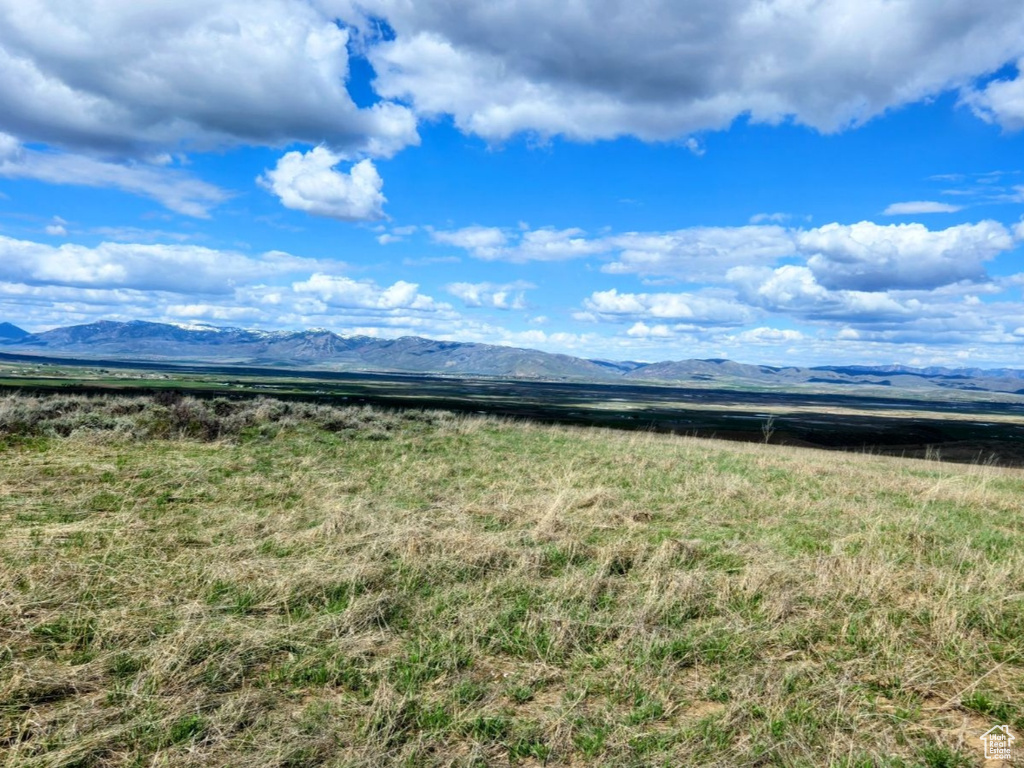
(1, 393, 1021, 766)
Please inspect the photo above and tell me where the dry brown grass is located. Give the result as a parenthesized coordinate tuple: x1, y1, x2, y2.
(0, 394, 1022, 767)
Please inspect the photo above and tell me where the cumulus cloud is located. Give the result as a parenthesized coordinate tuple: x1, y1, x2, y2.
(427, 219, 1020, 297)
(962, 59, 1024, 130)
(0, 234, 346, 294)
(0, 231, 470, 340)
(726, 261, 1024, 346)
(0, 276, 467, 342)
(626, 322, 673, 338)
(259, 148, 387, 221)
(603, 226, 795, 278)
(514, 228, 611, 261)
(883, 201, 963, 215)
(729, 264, 917, 321)
(431, 226, 508, 258)
(445, 280, 533, 309)
(345, 0, 1024, 142)
(581, 288, 754, 326)
(292, 274, 444, 311)
(612, 220, 1015, 292)
(0, 136, 230, 217)
(433, 223, 794, 270)
(434, 226, 609, 263)
(734, 327, 804, 343)
(797, 220, 1013, 290)
(0, 0, 417, 157)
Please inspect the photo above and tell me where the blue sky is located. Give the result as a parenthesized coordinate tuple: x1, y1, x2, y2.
(1, 1, 1024, 367)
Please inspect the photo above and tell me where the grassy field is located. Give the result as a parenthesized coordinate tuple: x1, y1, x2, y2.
(1, 394, 1022, 767)
(5, 356, 1024, 469)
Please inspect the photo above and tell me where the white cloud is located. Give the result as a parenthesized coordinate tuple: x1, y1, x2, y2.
(883, 201, 964, 215)
(582, 288, 754, 326)
(0, 136, 231, 217)
(0, 1, 417, 157)
(727, 262, 1024, 344)
(683, 137, 705, 156)
(513, 228, 608, 261)
(445, 280, 533, 309)
(0, 276, 467, 342)
(797, 220, 1013, 290)
(162, 303, 264, 323)
(436, 226, 606, 263)
(433, 223, 794, 270)
(348, 0, 1024, 142)
(749, 212, 791, 224)
(427, 219, 1020, 298)
(0, 234, 346, 294)
(962, 59, 1024, 130)
(2, 262, 1022, 368)
(734, 326, 804, 343)
(44, 216, 67, 236)
(0, 132, 18, 158)
(626, 322, 673, 338)
(431, 226, 508, 258)
(259, 148, 386, 221)
(0, 229, 472, 338)
(489, 328, 596, 350)
(730, 264, 915, 320)
(603, 225, 795, 278)
(376, 224, 418, 244)
(292, 273, 444, 311)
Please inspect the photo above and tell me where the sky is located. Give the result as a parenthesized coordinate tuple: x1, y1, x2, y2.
(1, 1, 1024, 368)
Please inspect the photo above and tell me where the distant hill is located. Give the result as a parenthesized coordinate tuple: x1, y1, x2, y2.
(624, 358, 788, 383)
(625, 357, 1024, 393)
(1, 320, 616, 381)
(0, 322, 28, 341)
(2, 319, 1023, 394)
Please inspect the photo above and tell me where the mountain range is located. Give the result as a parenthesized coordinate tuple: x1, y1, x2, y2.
(2, 320, 1023, 394)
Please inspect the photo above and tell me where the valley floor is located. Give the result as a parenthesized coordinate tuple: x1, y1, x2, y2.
(1, 395, 1022, 766)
